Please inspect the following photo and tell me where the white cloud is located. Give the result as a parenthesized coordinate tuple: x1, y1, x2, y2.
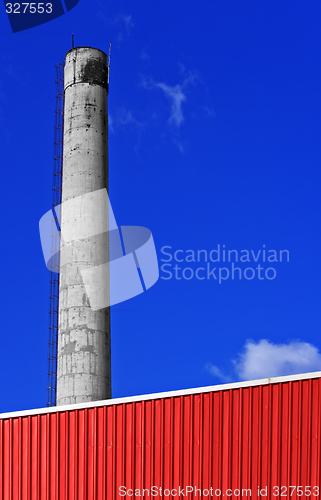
(206, 339, 321, 383)
(235, 339, 321, 380)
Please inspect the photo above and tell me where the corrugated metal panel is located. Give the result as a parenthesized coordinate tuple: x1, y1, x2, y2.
(1, 376, 321, 499)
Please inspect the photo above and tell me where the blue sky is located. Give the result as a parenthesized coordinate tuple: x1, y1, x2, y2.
(1, 0, 321, 412)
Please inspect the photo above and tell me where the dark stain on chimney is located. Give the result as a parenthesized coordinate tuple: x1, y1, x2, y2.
(62, 341, 76, 354)
(80, 345, 94, 353)
(80, 59, 108, 89)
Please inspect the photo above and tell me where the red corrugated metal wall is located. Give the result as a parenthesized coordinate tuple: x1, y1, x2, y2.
(1, 378, 321, 499)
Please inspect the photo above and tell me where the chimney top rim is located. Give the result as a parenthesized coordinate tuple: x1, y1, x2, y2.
(65, 46, 107, 58)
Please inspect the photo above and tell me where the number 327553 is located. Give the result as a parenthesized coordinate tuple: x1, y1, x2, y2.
(5, 3, 53, 13)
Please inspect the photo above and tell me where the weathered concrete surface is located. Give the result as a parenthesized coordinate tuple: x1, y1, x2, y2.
(57, 47, 111, 406)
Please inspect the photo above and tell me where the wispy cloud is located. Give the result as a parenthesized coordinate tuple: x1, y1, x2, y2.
(140, 49, 151, 62)
(109, 108, 143, 133)
(206, 339, 321, 383)
(155, 83, 186, 127)
(202, 106, 216, 118)
(142, 71, 198, 128)
(172, 138, 185, 154)
(97, 6, 134, 46)
(205, 363, 232, 383)
(108, 114, 114, 133)
(112, 14, 134, 45)
(116, 14, 134, 34)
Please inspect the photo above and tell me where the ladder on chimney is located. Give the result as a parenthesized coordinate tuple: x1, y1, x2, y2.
(47, 63, 64, 407)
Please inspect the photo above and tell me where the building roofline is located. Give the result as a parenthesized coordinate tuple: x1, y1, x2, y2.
(1, 370, 320, 420)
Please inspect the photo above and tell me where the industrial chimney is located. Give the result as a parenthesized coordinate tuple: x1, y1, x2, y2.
(56, 47, 111, 406)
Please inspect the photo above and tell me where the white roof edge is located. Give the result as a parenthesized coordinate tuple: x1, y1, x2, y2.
(1, 370, 321, 420)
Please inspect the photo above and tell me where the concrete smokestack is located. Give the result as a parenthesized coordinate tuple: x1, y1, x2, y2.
(57, 47, 111, 405)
